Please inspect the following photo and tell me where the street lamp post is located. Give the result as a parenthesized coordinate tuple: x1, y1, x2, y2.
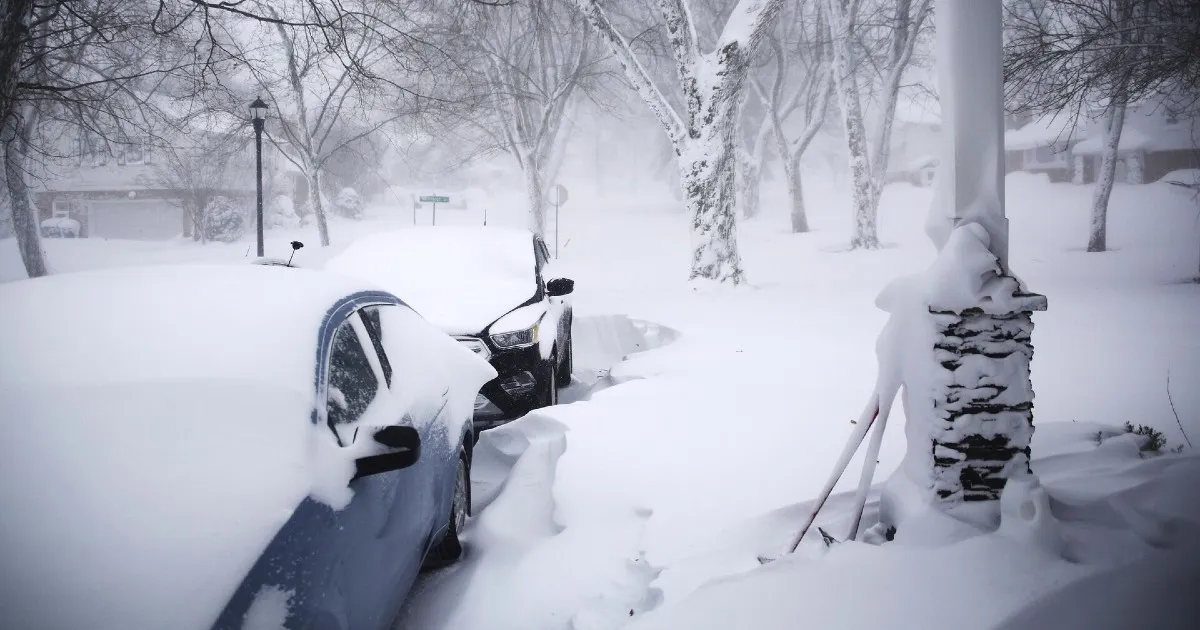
(250, 97, 269, 258)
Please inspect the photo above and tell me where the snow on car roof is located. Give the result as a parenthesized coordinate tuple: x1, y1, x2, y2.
(325, 226, 539, 335)
(0, 263, 384, 393)
(0, 380, 332, 630)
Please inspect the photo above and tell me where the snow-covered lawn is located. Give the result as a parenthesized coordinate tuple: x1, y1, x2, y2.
(3, 173, 1198, 628)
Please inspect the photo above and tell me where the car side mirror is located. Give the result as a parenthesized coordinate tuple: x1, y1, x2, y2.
(546, 278, 574, 297)
(353, 426, 421, 480)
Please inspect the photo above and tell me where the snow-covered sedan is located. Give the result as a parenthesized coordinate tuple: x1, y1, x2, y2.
(0, 264, 496, 630)
(326, 226, 575, 427)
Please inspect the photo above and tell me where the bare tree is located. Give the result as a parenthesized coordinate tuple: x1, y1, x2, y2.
(229, 3, 394, 246)
(572, 0, 785, 284)
(146, 110, 248, 242)
(750, 0, 835, 233)
(1005, 0, 1200, 252)
(0, 0, 406, 277)
(455, 0, 607, 237)
(824, 0, 930, 250)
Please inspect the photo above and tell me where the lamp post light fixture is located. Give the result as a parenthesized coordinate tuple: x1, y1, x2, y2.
(250, 96, 269, 257)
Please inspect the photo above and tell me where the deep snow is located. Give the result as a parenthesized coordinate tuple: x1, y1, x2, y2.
(2, 168, 1198, 628)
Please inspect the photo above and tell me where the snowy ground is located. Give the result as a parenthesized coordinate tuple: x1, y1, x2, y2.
(4, 172, 1199, 628)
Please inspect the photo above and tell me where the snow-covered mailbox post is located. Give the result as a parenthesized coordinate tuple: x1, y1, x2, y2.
(878, 1, 1048, 530)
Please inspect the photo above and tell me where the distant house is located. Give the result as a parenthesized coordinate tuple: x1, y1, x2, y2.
(33, 106, 268, 241)
(1070, 105, 1199, 185)
(1003, 111, 1076, 182)
(1003, 100, 1199, 185)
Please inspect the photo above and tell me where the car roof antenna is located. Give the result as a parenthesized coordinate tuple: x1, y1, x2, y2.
(287, 240, 304, 267)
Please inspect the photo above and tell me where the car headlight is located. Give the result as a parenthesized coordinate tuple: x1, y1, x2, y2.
(490, 322, 539, 348)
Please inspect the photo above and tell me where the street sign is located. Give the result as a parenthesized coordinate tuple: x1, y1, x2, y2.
(419, 195, 449, 203)
(548, 184, 568, 206)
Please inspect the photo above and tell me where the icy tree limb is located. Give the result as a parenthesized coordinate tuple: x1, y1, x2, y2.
(571, 0, 685, 145)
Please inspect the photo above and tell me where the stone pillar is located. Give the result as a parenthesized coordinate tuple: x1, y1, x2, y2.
(929, 293, 1048, 502)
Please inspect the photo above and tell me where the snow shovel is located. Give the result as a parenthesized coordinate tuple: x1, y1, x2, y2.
(758, 394, 881, 564)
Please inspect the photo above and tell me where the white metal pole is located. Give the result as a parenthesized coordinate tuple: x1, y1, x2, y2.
(935, 0, 1009, 274)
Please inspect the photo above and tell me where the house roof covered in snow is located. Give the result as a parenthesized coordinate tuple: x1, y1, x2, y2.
(1072, 114, 1199, 155)
(1004, 115, 1078, 151)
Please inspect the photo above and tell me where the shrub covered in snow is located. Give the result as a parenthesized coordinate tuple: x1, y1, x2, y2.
(202, 196, 247, 242)
(333, 187, 363, 219)
(1122, 422, 1185, 456)
(267, 195, 299, 229)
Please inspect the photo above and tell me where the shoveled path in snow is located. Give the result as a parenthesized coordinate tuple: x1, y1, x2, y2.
(394, 315, 675, 630)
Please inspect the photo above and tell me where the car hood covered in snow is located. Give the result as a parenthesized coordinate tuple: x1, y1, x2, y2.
(325, 227, 539, 335)
(0, 380, 335, 630)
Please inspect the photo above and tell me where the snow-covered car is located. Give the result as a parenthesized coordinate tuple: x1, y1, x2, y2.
(325, 226, 575, 427)
(0, 264, 496, 630)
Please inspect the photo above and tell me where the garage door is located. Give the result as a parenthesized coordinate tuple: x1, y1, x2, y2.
(88, 200, 183, 241)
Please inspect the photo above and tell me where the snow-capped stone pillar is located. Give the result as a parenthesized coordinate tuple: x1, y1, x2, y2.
(929, 288, 1047, 502)
(923, 0, 1047, 505)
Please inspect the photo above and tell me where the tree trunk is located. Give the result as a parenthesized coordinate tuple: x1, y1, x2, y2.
(0, 0, 32, 134)
(787, 155, 809, 233)
(737, 148, 762, 220)
(826, 0, 879, 250)
(771, 115, 811, 234)
(679, 116, 744, 285)
(740, 120, 772, 219)
(1088, 98, 1126, 253)
(867, 88, 900, 217)
(310, 170, 330, 247)
(4, 112, 46, 277)
(524, 160, 547, 237)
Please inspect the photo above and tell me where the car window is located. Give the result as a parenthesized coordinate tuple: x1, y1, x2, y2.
(327, 316, 379, 429)
(375, 304, 452, 425)
(359, 307, 393, 388)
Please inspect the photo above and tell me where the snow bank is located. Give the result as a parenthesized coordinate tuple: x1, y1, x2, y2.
(992, 539, 1200, 629)
(626, 443, 1200, 630)
(397, 314, 675, 630)
(0, 382, 331, 630)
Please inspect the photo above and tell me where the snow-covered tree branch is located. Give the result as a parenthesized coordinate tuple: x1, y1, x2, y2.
(454, 0, 607, 236)
(572, 0, 785, 284)
(825, 0, 930, 250)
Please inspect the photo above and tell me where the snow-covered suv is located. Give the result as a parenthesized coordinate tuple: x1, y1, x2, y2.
(326, 226, 575, 428)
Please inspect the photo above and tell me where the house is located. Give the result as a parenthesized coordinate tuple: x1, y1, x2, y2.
(33, 105, 271, 241)
(1003, 99, 1199, 185)
(1003, 111, 1076, 182)
(1069, 105, 1199, 185)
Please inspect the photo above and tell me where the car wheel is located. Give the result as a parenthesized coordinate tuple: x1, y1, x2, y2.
(423, 454, 470, 571)
(557, 337, 573, 386)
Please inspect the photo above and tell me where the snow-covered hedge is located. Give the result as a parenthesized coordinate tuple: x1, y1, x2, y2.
(334, 187, 364, 219)
(202, 196, 247, 242)
(267, 195, 299, 229)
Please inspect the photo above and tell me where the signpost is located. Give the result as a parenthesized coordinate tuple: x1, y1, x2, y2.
(548, 184, 568, 258)
(419, 195, 450, 225)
